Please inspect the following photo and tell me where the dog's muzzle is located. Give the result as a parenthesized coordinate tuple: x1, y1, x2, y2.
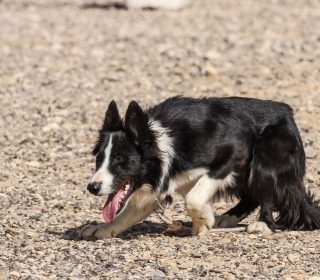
(87, 182, 102, 195)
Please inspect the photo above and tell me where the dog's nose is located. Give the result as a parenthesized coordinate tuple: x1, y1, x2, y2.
(87, 182, 102, 195)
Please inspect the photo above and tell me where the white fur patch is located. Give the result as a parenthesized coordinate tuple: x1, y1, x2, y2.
(168, 168, 208, 195)
(91, 134, 114, 196)
(185, 173, 236, 208)
(222, 172, 236, 189)
(168, 169, 236, 197)
(149, 119, 175, 188)
(182, 173, 236, 235)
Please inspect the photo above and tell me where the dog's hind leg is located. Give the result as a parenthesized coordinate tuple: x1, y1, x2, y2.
(214, 199, 258, 228)
(257, 182, 276, 231)
(248, 122, 296, 231)
(252, 121, 320, 230)
(247, 159, 278, 231)
(185, 174, 234, 236)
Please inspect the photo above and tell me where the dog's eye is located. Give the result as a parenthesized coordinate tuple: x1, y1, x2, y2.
(113, 155, 126, 164)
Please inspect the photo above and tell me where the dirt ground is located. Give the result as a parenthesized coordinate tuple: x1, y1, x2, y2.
(0, 0, 320, 279)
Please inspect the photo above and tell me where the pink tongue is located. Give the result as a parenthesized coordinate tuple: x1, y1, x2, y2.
(102, 188, 124, 223)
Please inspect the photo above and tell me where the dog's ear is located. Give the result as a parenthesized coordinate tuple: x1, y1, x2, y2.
(92, 100, 121, 155)
(124, 101, 149, 145)
(102, 100, 122, 131)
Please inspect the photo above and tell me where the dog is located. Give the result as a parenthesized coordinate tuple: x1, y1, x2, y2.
(76, 96, 320, 239)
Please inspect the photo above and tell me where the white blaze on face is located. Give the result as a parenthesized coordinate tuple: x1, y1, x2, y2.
(90, 134, 114, 196)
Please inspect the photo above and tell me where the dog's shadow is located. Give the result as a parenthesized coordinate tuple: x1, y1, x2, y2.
(48, 220, 192, 241)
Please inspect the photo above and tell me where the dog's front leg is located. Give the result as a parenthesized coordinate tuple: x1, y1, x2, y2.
(76, 186, 162, 239)
(185, 175, 225, 236)
(77, 202, 156, 239)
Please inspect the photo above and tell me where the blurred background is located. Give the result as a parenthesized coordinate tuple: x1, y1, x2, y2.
(1, 0, 320, 279)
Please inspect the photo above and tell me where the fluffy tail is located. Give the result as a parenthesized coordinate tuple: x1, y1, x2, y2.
(276, 187, 320, 230)
(251, 117, 320, 230)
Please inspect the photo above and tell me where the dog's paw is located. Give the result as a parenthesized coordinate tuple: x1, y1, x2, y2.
(247, 221, 272, 235)
(192, 222, 211, 236)
(75, 223, 114, 240)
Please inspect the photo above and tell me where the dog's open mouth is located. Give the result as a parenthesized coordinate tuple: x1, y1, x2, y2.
(102, 179, 134, 223)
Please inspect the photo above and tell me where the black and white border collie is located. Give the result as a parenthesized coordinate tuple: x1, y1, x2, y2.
(77, 96, 320, 239)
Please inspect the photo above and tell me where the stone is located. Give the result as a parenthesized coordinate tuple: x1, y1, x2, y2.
(0, 267, 9, 280)
(26, 161, 41, 168)
(305, 146, 317, 159)
(287, 254, 300, 263)
(247, 222, 272, 234)
(150, 269, 166, 279)
(42, 123, 60, 132)
(202, 64, 218, 76)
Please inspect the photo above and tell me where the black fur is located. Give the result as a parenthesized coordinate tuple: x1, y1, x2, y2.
(93, 96, 320, 231)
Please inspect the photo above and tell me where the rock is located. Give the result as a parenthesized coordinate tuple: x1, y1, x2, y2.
(281, 276, 294, 280)
(158, 267, 169, 276)
(239, 262, 251, 271)
(10, 271, 20, 278)
(202, 64, 218, 76)
(305, 146, 317, 159)
(150, 269, 166, 279)
(247, 222, 272, 234)
(274, 264, 286, 272)
(42, 123, 60, 132)
(0, 267, 9, 280)
(307, 173, 317, 183)
(224, 273, 236, 280)
(287, 254, 300, 263)
(153, 79, 166, 89)
(90, 48, 105, 58)
(204, 50, 222, 60)
(71, 268, 82, 277)
(26, 161, 41, 168)
(0, 193, 7, 198)
(6, 227, 21, 236)
(191, 252, 202, 258)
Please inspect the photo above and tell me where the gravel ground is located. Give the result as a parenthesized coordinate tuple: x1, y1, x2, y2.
(1, 0, 320, 279)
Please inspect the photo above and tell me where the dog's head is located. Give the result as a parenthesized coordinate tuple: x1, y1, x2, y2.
(87, 100, 162, 223)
